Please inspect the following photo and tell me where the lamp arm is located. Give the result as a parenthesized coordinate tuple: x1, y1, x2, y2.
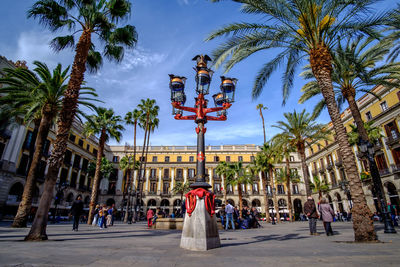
(204, 103, 232, 114)
(174, 114, 197, 120)
(172, 102, 197, 113)
(206, 115, 227, 121)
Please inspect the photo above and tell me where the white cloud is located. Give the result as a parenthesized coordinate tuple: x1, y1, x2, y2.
(120, 48, 167, 70)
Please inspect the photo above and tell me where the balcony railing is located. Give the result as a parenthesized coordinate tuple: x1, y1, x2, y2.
(379, 168, 391, 176)
(391, 164, 400, 173)
(252, 190, 260, 195)
(161, 192, 171, 197)
(385, 132, 400, 147)
(326, 163, 333, 171)
(318, 167, 325, 174)
(335, 160, 343, 167)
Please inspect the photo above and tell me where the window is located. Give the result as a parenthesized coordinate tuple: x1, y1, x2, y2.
(189, 156, 194, 162)
(317, 144, 321, 151)
(42, 140, 51, 156)
(82, 159, 89, 172)
(23, 131, 34, 149)
(69, 134, 76, 142)
(164, 168, 169, 178)
(112, 156, 119, 163)
(150, 169, 157, 178)
(292, 184, 299, 194)
(241, 184, 246, 193)
(250, 156, 255, 162)
(64, 150, 72, 165)
(177, 156, 182, 162)
(150, 182, 157, 193)
(252, 183, 259, 193)
(17, 154, 29, 175)
(226, 184, 233, 193)
(163, 182, 169, 194)
(310, 147, 314, 154)
(152, 156, 157, 162)
(214, 156, 220, 162)
(214, 183, 221, 192)
(266, 185, 272, 195)
(290, 156, 295, 162)
(365, 111, 372, 121)
(277, 184, 285, 194)
(188, 168, 195, 178)
(93, 149, 98, 156)
(70, 172, 78, 188)
(86, 144, 90, 151)
(73, 155, 81, 168)
(380, 101, 388, 111)
(330, 171, 337, 186)
(165, 156, 170, 162)
(176, 168, 183, 178)
(225, 156, 230, 162)
(78, 139, 84, 147)
(238, 156, 243, 162)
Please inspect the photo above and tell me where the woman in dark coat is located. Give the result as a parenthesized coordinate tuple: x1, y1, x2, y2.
(318, 198, 335, 236)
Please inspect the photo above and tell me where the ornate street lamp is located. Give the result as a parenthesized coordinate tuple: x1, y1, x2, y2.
(359, 140, 396, 233)
(169, 54, 237, 250)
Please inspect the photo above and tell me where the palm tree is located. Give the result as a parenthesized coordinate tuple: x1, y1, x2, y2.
(119, 155, 133, 221)
(136, 99, 159, 218)
(348, 121, 384, 146)
(256, 104, 268, 143)
(0, 61, 98, 228)
(25, 0, 136, 240)
(310, 175, 330, 199)
(207, 0, 383, 241)
(252, 152, 270, 222)
(124, 109, 141, 222)
(272, 110, 328, 197)
(273, 133, 296, 222)
(258, 142, 281, 223)
(386, 4, 400, 62)
(172, 181, 190, 205)
(215, 161, 235, 203)
(229, 162, 253, 218)
(84, 107, 124, 224)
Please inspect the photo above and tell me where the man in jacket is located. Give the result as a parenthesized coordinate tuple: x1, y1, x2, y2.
(70, 195, 84, 231)
(304, 197, 319, 235)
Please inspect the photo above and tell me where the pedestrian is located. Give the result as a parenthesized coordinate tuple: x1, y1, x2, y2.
(92, 205, 100, 226)
(106, 205, 113, 226)
(70, 195, 83, 231)
(318, 198, 335, 236)
(225, 202, 235, 230)
(99, 204, 108, 229)
(147, 208, 154, 228)
(388, 203, 398, 226)
(219, 204, 226, 227)
(304, 196, 319, 235)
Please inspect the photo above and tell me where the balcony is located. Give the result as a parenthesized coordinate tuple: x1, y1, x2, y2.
(161, 192, 171, 197)
(214, 191, 223, 197)
(312, 169, 318, 176)
(162, 177, 171, 182)
(385, 133, 400, 148)
(335, 160, 343, 168)
(326, 163, 333, 171)
(147, 191, 157, 196)
(175, 176, 183, 181)
(318, 167, 326, 174)
(242, 192, 249, 197)
(379, 168, 390, 176)
(252, 191, 260, 195)
(227, 191, 234, 195)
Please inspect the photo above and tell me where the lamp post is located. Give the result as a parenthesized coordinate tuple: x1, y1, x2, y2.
(52, 182, 68, 223)
(268, 189, 276, 225)
(339, 179, 353, 210)
(359, 140, 396, 233)
(169, 54, 236, 250)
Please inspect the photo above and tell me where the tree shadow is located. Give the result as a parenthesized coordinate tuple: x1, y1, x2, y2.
(222, 233, 309, 247)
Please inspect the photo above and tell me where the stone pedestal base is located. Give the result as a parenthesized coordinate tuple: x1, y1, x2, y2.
(180, 196, 220, 251)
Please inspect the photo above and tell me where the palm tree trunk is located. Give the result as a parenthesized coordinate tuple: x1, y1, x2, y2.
(87, 129, 107, 224)
(12, 112, 53, 228)
(139, 128, 151, 210)
(259, 108, 266, 144)
(238, 183, 243, 218)
(136, 117, 149, 219)
(310, 45, 376, 242)
(25, 30, 92, 241)
(298, 142, 312, 197)
(122, 169, 130, 223)
(27, 119, 40, 171)
(261, 171, 270, 222)
(285, 157, 293, 222)
(270, 168, 280, 223)
(125, 121, 138, 223)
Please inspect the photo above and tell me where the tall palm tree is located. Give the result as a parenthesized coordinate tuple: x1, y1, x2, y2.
(256, 104, 268, 143)
(207, 0, 384, 241)
(123, 109, 141, 223)
(0, 61, 98, 228)
(272, 133, 296, 222)
(252, 152, 270, 222)
(84, 107, 124, 224)
(310, 175, 330, 199)
(26, 0, 137, 241)
(215, 161, 235, 203)
(136, 99, 159, 218)
(348, 121, 384, 146)
(119, 154, 133, 222)
(229, 162, 253, 218)
(272, 110, 328, 197)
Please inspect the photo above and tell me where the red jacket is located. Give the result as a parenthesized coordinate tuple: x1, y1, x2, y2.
(147, 209, 154, 219)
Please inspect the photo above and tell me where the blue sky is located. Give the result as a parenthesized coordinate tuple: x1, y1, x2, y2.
(0, 0, 393, 146)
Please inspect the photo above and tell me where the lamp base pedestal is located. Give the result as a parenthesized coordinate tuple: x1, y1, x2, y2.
(180, 196, 220, 251)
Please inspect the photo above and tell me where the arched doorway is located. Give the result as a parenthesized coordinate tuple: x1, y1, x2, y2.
(268, 199, 274, 207)
(386, 182, 400, 209)
(335, 193, 344, 213)
(251, 199, 261, 207)
(66, 192, 74, 205)
(147, 199, 157, 207)
(106, 198, 115, 206)
(242, 199, 248, 207)
(8, 182, 23, 202)
(227, 199, 235, 206)
(173, 199, 181, 207)
(327, 194, 334, 211)
(160, 199, 170, 215)
(293, 199, 302, 220)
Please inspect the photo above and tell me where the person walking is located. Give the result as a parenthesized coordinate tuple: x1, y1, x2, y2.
(319, 198, 335, 236)
(147, 208, 154, 228)
(225, 202, 235, 230)
(99, 204, 108, 229)
(70, 195, 83, 231)
(304, 197, 319, 235)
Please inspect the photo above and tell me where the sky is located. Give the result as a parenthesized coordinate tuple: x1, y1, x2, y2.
(0, 0, 394, 146)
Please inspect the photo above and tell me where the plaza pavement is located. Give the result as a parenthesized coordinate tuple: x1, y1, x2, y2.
(0, 221, 399, 267)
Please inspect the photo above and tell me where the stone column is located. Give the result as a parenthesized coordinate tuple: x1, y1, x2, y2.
(145, 168, 150, 193)
(259, 171, 263, 194)
(183, 168, 188, 184)
(116, 169, 124, 194)
(76, 157, 83, 189)
(171, 167, 175, 191)
(67, 153, 75, 183)
(158, 168, 162, 194)
(4, 124, 26, 172)
(208, 168, 213, 188)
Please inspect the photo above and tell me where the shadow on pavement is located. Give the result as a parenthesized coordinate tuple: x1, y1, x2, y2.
(222, 233, 309, 247)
